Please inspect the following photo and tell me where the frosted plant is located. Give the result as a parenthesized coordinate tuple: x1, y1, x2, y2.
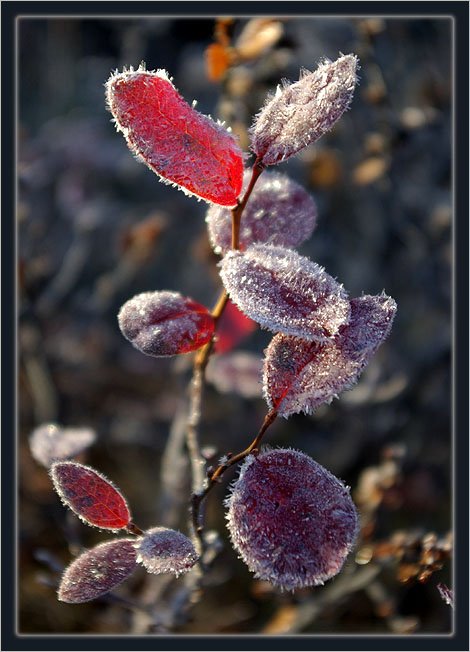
(135, 527, 199, 576)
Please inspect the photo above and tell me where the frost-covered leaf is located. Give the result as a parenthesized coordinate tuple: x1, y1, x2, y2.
(29, 423, 96, 468)
(50, 461, 131, 530)
(135, 527, 198, 576)
(214, 299, 256, 354)
(118, 291, 215, 357)
(219, 243, 350, 341)
(251, 54, 358, 166)
(58, 539, 138, 603)
(206, 351, 263, 398)
(106, 64, 244, 206)
(206, 170, 317, 255)
(225, 448, 358, 591)
(263, 293, 397, 417)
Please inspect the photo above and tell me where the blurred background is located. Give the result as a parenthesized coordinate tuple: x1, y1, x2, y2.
(18, 15, 452, 635)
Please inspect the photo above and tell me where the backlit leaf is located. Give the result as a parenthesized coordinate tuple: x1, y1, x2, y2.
(106, 64, 244, 206)
(50, 461, 131, 531)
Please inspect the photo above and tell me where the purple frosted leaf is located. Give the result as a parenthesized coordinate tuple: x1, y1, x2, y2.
(29, 423, 96, 468)
(50, 461, 131, 531)
(118, 291, 215, 357)
(206, 170, 317, 255)
(251, 54, 358, 166)
(106, 65, 243, 207)
(135, 527, 199, 576)
(58, 539, 138, 603)
(263, 293, 397, 417)
(206, 351, 263, 398)
(225, 448, 358, 591)
(219, 243, 350, 341)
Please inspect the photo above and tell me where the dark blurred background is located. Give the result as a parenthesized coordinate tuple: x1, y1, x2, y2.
(18, 16, 452, 635)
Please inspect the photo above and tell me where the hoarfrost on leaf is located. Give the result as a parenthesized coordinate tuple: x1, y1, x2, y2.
(29, 423, 96, 468)
(219, 243, 350, 341)
(225, 448, 359, 590)
(206, 170, 317, 254)
(263, 293, 397, 417)
(135, 527, 199, 576)
(58, 539, 138, 603)
(106, 65, 244, 206)
(250, 54, 358, 166)
(118, 291, 215, 357)
(50, 461, 131, 530)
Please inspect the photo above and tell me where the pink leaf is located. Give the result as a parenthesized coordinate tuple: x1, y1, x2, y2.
(29, 423, 96, 468)
(206, 170, 317, 255)
(135, 527, 199, 576)
(250, 54, 358, 166)
(219, 243, 350, 341)
(263, 293, 397, 417)
(58, 539, 138, 603)
(214, 299, 256, 354)
(225, 448, 358, 590)
(106, 65, 244, 206)
(118, 291, 215, 357)
(50, 461, 131, 531)
(206, 351, 263, 398)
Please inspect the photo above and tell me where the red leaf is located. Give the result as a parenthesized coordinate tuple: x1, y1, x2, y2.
(263, 293, 397, 417)
(106, 65, 244, 206)
(50, 461, 131, 530)
(118, 291, 215, 357)
(214, 299, 256, 354)
(58, 539, 138, 603)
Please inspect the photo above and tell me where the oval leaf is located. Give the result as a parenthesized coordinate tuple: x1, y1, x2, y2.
(135, 527, 199, 576)
(263, 293, 397, 417)
(219, 243, 350, 341)
(106, 64, 244, 206)
(118, 291, 215, 357)
(250, 54, 358, 166)
(206, 170, 317, 255)
(225, 448, 358, 590)
(58, 539, 138, 603)
(29, 423, 96, 468)
(50, 461, 131, 530)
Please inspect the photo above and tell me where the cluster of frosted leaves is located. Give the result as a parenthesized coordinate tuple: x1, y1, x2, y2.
(118, 291, 215, 357)
(205, 170, 317, 255)
(219, 243, 350, 342)
(250, 54, 358, 166)
(58, 539, 138, 603)
(134, 527, 199, 577)
(50, 461, 131, 531)
(225, 448, 358, 591)
(106, 64, 244, 206)
(206, 351, 263, 399)
(263, 293, 397, 418)
(29, 423, 96, 468)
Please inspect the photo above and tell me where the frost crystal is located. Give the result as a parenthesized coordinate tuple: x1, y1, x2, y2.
(206, 170, 317, 254)
(263, 293, 397, 417)
(50, 461, 131, 531)
(225, 448, 358, 590)
(135, 527, 199, 576)
(118, 291, 215, 357)
(219, 243, 350, 341)
(106, 65, 244, 206)
(58, 539, 138, 603)
(250, 54, 358, 166)
(29, 423, 96, 468)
